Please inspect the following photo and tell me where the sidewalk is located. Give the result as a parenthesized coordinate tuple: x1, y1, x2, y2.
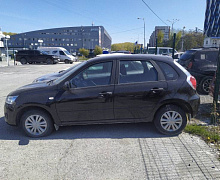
(0, 59, 21, 67)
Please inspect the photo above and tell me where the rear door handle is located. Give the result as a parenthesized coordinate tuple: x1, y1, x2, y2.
(150, 88, 164, 94)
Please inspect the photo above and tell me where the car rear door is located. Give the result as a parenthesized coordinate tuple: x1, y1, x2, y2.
(113, 59, 168, 122)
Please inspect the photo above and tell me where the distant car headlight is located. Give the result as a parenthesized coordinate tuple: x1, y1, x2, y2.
(6, 96, 18, 104)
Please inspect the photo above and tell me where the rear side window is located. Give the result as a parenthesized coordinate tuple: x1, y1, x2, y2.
(119, 60, 158, 83)
(52, 51, 58, 54)
(157, 62, 178, 81)
(180, 50, 195, 61)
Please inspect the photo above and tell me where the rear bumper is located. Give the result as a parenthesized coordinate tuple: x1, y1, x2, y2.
(189, 94, 200, 117)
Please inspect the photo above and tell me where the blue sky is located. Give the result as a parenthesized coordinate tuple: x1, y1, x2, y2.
(0, 0, 206, 44)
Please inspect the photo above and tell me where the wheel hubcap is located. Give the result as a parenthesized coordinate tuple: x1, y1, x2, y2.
(160, 111, 182, 132)
(25, 115, 47, 135)
(203, 79, 211, 93)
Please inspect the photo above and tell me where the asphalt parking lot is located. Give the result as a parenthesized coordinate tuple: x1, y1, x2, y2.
(0, 62, 220, 180)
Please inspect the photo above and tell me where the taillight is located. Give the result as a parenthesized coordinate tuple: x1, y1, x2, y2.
(188, 76, 197, 90)
(187, 62, 192, 69)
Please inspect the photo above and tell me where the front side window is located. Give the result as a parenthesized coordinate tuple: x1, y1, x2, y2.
(70, 62, 113, 88)
(119, 60, 158, 84)
(59, 51, 65, 55)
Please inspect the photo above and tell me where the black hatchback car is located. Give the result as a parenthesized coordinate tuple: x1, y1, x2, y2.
(16, 50, 59, 64)
(179, 48, 219, 94)
(4, 54, 200, 137)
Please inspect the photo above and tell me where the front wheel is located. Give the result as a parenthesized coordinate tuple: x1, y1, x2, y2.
(46, 58, 53, 64)
(20, 58, 27, 65)
(20, 110, 54, 137)
(64, 59, 69, 64)
(154, 105, 187, 135)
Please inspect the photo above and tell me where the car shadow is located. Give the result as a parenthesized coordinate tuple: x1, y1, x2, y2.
(0, 116, 173, 145)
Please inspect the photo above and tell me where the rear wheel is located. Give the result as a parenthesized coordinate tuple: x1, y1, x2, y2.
(154, 105, 187, 135)
(20, 110, 54, 137)
(200, 76, 212, 94)
(20, 58, 27, 65)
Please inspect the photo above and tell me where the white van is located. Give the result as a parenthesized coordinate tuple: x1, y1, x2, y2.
(38, 47, 76, 63)
(148, 47, 178, 55)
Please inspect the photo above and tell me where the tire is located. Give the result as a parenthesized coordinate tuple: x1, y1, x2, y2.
(46, 58, 53, 64)
(64, 59, 69, 64)
(20, 110, 54, 137)
(20, 58, 27, 65)
(154, 105, 187, 135)
(200, 76, 212, 94)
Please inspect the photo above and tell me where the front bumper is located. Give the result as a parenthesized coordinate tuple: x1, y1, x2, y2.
(4, 103, 17, 126)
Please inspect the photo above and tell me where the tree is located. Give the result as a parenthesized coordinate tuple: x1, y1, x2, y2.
(183, 32, 204, 51)
(162, 30, 204, 51)
(111, 42, 135, 53)
(94, 45, 102, 55)
(3, 32, 17, 36)
(157, 30, 164, 47)
(79, 48, 89, 57)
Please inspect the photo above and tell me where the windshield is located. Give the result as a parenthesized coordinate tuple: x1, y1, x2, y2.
(54, 61, 88, 84)
(180, 50, 196, 61)
(64, 50, 71, 55)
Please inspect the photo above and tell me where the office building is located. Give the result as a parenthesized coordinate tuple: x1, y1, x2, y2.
(8, 26, 112, 53)
(149, 26, 170, 47)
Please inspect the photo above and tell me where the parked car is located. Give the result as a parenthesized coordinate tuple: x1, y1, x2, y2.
(4, 54, 200, 137)
(15, 50, 59, 64)
(178, 47, 219, 94)
(38, 47, 76, 64)
(147, 47, 178, 55)
(33, 62, 81, 83)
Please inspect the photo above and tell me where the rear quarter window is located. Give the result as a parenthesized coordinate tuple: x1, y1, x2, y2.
(157, 62, 178, 81)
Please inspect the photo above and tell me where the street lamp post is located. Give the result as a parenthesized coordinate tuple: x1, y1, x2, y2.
(137, 17, 145, 50)
(5, 35, 10, 66)
(167, 19, 179, 35)
(181, 26, 186, 51)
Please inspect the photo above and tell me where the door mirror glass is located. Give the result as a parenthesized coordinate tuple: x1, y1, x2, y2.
(63, 81, 71, 90)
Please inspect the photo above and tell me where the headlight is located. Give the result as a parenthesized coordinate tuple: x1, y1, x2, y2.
(6, 96, 18, 104)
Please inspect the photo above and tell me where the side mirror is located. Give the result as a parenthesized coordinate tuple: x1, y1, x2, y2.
(63, 81, 71, 90)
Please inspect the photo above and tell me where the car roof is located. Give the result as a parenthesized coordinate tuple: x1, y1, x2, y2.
(87, 54, 173, 63)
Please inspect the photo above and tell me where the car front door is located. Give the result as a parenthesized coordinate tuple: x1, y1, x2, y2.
(35, 51, 45, 63)
(114, 60, 167, 122)
(59, 51, 65, 61)
(55, 61, 115, 123)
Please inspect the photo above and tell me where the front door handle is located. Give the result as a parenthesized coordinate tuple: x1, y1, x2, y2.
(98, 92, 113, 98)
